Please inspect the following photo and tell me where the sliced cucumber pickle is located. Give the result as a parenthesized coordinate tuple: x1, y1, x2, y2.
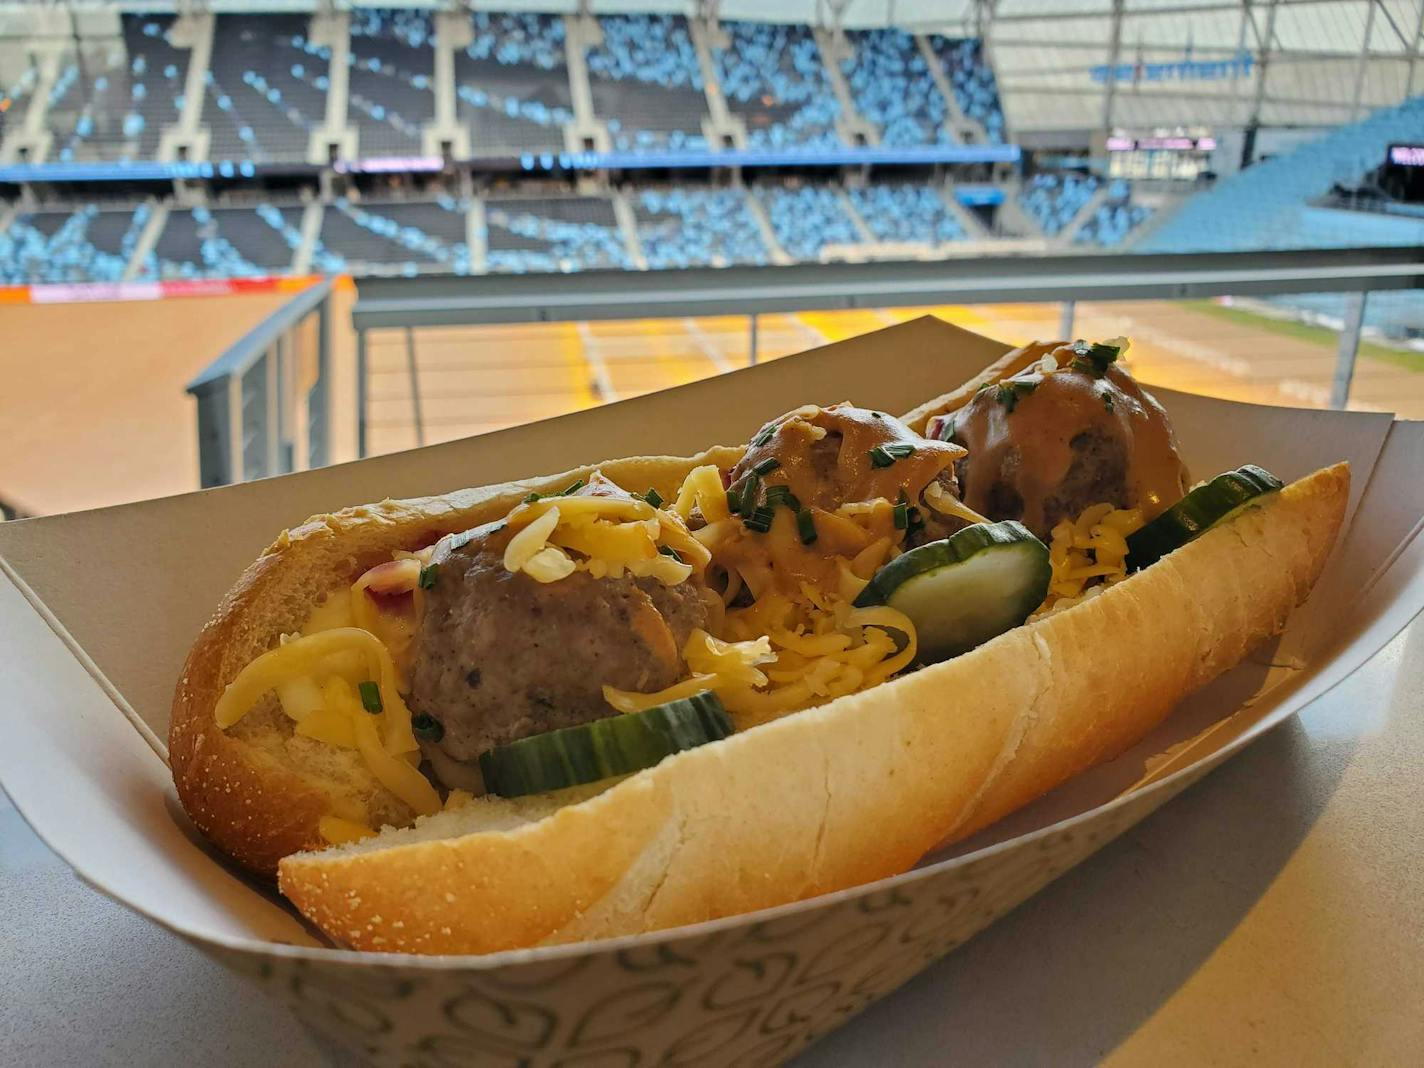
(1126, 465, 1284, 571)
(479, 691, 733, 798)
(854, 521, 1051, 664)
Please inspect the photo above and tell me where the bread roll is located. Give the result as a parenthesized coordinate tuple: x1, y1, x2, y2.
(273, 463, 1348, 955)
(168, 447, 744, 876)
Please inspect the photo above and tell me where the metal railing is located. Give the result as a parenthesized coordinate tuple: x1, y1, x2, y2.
(185, 278, 334, 487)
(348, 246, 1423, 457)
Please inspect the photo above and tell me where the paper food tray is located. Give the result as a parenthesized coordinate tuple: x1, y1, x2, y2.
(3, 317, 1422, 1067)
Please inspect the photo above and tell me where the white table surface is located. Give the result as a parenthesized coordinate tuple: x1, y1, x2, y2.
(4, 622, 1422, 1067)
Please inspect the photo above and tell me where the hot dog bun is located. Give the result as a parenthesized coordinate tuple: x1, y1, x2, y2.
(271, 463, 1348, 955)
(169, 446, 744, 876)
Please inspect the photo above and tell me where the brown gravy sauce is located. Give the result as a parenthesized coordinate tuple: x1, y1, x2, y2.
(954, 362, 1190, 533)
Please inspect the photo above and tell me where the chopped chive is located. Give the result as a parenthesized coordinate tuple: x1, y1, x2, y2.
(752, 424, 776, 447)
(1069, 340, 1120, 378)
(726, 487, 742, 516)
(868, 442, 916, 468)
(644, 487, 663, 509)
(744, 506, 774, 533)
(560, 479, 585, 496)
(739, 472, 762, 513)
(893, 501, 909, 529)
(764, 485, 800, 512)
(995, 380, 1037, 413)
(358, 681, 383, 714)
(658, 544, 684, 561)
(752, 457, 780, 476)
(418, 563, 440, 589)
(410, 713, 444, 742)
(523, 492, 540, 504)
(796, 508, 817, 545)
(871, 411, 884, 419)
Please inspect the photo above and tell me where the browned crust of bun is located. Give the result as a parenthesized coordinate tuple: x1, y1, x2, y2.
(277, 463, 1349, 954)
(168, 447, 745, 876)
(900, 339, 1063, 436)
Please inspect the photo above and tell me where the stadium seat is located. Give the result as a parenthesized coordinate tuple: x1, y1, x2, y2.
(847, 183, 966, 243)
(586, 15, 709, 153)
(635, 188, 769, 268)
(715, 22, 841, 150)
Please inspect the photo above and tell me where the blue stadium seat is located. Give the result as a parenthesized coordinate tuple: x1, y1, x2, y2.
(0, 205, 139, 284)
(1073, 178, 1152, 248)
(1018, 172, 1099, 236)
(928, 36, 1006, 143)
(635, 188, 769, 267)
(754, 185, 862, 259)
(586, 15, 709, 153)
(715, 23, 841, 150)
(457, 13, 572, 155)
(848, 184, 965, 243)
(485, 196, 631, 272)
(842, 29, 950, 146)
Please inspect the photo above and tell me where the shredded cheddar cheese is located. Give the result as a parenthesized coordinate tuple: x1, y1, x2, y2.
(1034, 502, 1145, 617)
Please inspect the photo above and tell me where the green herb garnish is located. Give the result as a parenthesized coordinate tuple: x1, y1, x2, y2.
(418, 563, 439, 590)
(995, 380, 1038, 413)
(1068, 340, 1121, 378)
(410, 713, 444, 741)
(752, 457, 780, 476)
(358, 681, 384, 714)
(726, 487, 742, 516)
(658, 544, 684, 562)
(796, 508, 818, 545)
(764, 484, 800, 512)
(559, 479, 585, 496)
(752, 424, 776, 447)
(868, 442, 916, 468)
(643, 487, 663, 509)
(738, 472, 762, 513)
(744, 506, 775, 533)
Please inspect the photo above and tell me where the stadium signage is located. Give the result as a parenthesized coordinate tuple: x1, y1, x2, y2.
(1091, 49, 1255, 85)
(1106, 135, 1217, 152)
(1389, 144, 1424, 167)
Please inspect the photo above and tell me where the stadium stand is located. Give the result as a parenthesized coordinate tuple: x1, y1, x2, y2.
(842, 29, 950, 146)
(43, 14, 188, 162)
(586, 15, 708, 152)
(714, 22, 840, 150)
(456, 13, 572, 156)
(325, 198, 470, 274)
(0, 204, 141, 283)
(634, 187, 769, 268)
(1140, 96, 1424, 254)
(847, 183, 965, 244)
(1074, 179, 1152, 247)
(205, 15, 327, 164)
(485, 195, 631, 273)
(347, 7, 435, 157)
(754, 184, 861, 260)
(929, 36, 1006, 143)
(1018, 172, 1099, 237)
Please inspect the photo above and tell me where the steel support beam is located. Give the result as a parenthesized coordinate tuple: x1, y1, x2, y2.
(351, 248, 1423, 333)
(1330, 291, 1369, 409)
(405, 326, 425, 448)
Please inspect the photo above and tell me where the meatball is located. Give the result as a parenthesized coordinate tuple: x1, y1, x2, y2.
(729, 402, 967, 544)
(947, 347, 1190, 538)
(407, 528, 711, 783)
